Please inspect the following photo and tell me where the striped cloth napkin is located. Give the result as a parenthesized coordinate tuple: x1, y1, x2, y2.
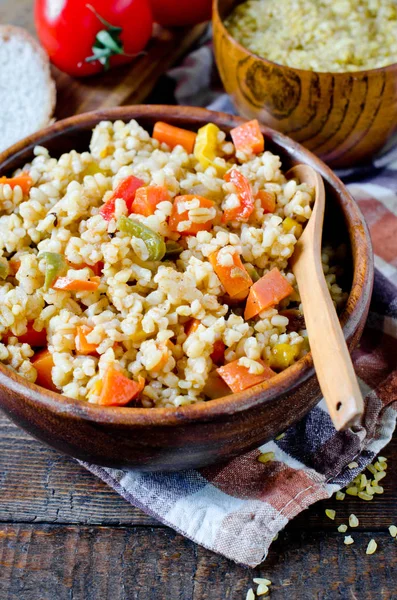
(83, 42, 397, 568)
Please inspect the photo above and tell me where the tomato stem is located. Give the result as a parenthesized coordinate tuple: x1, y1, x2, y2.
(85, 3, 143, 70)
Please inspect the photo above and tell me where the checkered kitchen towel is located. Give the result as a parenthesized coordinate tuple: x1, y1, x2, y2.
(84, 39, 397, 568)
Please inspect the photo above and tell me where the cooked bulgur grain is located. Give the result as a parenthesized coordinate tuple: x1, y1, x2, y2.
(225, 0, 397, 73)
(0, 118, 347, 407)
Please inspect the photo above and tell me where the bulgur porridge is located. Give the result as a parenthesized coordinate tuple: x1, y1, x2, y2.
(0, 118, 347, 408)
(225, 0, 397, 73)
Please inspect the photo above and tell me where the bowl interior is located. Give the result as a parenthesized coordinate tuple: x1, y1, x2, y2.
(0, 105, 373, 425)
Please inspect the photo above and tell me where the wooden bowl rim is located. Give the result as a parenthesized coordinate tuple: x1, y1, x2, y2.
(0, 104, 374, 427)
(213, 0, 397, 77)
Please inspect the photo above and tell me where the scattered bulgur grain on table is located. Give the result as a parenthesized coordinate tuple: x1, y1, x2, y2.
(253, 579, 272, 586)
(349, 514, 359, 528)
(366, 539, 378, 555)
(257, 452, 275, 464)
(348, 461, 359, 469)
(389, 525, 397, 538)
(256, 583, 270, 596)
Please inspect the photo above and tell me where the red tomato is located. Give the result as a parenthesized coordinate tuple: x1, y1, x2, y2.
(150, 0, 212, 26)
(34, 0, 153, 77)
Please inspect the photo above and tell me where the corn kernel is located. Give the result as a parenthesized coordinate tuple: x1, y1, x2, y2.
(325, 509, 336, 520)
(283, 217, 303, 238)
(346, 487, 358, 496)
(338, 524, 348, 533)
(344, 535, 354, 545)
(269, 343, 299, 370)
(335, 491, 345, 501)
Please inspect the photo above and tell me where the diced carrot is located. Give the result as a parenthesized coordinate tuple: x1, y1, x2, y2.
(169, 195, 216, 235)
(230, 120, 264, 155)
(52, 276, 101, 292)
(32, 349, 58, 393)
(203, 371, 231, 399)
(153, 122, 196, 154)
(96, 366, 145, 406)
(0, 172, 33, 195)
(185, 318, 201, 336)
(2, 321, 47, 347)
(255, 190, 276, 213)
(9, 257, 21, 275)
(217, 359, 276, 393)
(18, 322, 47, 347)
(210, 339, 225, 366)
(100, 175, 145, 221)
(244, 268, 294, 320)
(209, 250, 253, 298)
(75, 325, 98, 355)
(222, 169, 254, 222)
(131, 185, 170, 217)
(68, 261, 104, 276)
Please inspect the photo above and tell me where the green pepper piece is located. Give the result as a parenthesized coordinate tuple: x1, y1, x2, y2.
(117, 215, 166, 261)
(39, 252, 67, 290)
(0, 257, 9, 280)
(163, 241, 183, 260)
(245, 264, 260, 282)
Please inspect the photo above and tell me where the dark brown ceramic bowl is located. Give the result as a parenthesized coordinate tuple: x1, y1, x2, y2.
(0, 105, 373, 471)
(213, 0, 397, 168)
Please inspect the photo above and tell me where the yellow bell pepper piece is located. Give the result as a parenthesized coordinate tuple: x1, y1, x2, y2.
(194, 123, 228, 176)
(283, 217, 303, 238)
(82, 162, 106, 177)
(269, 343, 299, 370)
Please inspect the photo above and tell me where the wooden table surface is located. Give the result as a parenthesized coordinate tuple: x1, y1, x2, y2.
(1, 1, 396, 598)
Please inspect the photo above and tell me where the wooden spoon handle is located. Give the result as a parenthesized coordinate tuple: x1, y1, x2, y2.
(293, 250, 364, 431)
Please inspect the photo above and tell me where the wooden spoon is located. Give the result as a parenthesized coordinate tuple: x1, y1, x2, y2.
(287, 164, 364, 431)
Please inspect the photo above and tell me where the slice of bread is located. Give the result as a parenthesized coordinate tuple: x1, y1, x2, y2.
(0, 25, 56, 153)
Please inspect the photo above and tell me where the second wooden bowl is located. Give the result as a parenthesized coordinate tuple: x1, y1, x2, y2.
(213, 0, 397, 168)
(0, 105, 373, 470)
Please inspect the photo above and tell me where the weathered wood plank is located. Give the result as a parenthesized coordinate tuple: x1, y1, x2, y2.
(1, 524, 396, 600)
(1, 414, 396, 530)
(0, 414, 158, 526)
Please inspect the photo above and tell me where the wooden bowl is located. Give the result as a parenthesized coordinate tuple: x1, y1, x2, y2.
(213, 0, 397, 168)
(0, 105, 373, 471)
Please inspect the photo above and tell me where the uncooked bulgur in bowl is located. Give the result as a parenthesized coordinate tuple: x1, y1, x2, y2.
(213, 0, 397, 167)
(0, 106, 373, 470)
